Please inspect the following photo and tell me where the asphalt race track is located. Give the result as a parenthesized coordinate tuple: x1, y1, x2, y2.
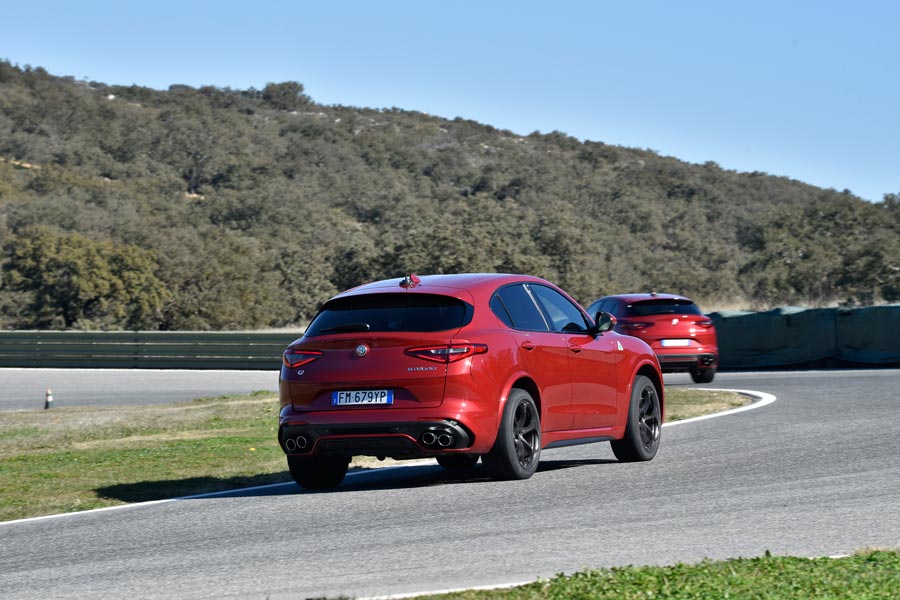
(1, 369, 899, 599)
(0, 368, 279, 410)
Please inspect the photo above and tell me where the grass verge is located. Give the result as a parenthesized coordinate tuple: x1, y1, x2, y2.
(0, 387, 747, 522)
(412, 550, 900, 600)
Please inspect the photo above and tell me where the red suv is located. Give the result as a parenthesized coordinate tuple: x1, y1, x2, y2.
(279, 274, 664, 489)
(586, 293, 719, 384)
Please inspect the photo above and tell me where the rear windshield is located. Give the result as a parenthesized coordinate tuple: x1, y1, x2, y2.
(625, 299, 702, 317)
(305, 293, 473, 336)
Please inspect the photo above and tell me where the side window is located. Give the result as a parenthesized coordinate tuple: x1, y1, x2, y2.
(605, 300, 622, 318)
(490, 293, 514, 328)
(529, 285, 590, 333)
(494, 285, 550, 331)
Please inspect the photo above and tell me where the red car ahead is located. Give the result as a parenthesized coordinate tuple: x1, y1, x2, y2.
(586, 293, 719, 383)
(279, 274, 663, 489)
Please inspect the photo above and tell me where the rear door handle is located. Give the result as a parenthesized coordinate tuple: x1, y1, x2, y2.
(520, 341, 535, 351)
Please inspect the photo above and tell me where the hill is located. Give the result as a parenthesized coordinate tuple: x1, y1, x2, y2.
(0, 62, 898, 330)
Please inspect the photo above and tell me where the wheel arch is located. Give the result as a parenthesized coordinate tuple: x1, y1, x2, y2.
(504, 375, 541, 421)
(635, 362, 665, 422)
(479, 374, 540, 453)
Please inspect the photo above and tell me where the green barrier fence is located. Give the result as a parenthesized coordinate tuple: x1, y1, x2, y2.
(1, 306, 898, 370)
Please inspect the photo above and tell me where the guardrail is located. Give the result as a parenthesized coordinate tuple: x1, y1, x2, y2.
(0, 331, 302, 370)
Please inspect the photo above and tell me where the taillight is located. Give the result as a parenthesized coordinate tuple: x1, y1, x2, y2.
(621, 321, 653, 331)
(406, 344, 488, 363)
(692, 320, 714, 329)
(282, 349, 323, 367)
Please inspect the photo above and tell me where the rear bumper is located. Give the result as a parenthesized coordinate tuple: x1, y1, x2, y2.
(279, 419, 475, 460)
(279, 359, 502, 460)
(656, 353, 718, 372)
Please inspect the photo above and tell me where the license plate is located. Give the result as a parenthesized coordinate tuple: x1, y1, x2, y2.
(332, 389, 394, 406)
(661, 339, 691, 347)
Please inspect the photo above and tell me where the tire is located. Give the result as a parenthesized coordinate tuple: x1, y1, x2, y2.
(611, 375, 661, 462)
(436, 454, 480, 470)
(287, 455, 349, 489)
(482, 388, 541, 480)
(690, 367, 716, 384)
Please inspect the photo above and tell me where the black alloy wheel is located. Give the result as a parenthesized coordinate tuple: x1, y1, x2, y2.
(611, 375, 661, 462)
(690, 367, 716, 383)
(483, 388, 541, 480)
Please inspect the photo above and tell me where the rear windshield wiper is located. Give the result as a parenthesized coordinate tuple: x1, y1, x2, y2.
(318, 322, 371, 334)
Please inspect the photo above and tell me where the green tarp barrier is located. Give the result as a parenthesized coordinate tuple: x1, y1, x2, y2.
(835, 305, 900, 365)
(710, 305, 900, 369)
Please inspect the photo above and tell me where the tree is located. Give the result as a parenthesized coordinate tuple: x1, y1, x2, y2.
(151, 228, 285, 330)
(2, 226, 169, 329)
(262, 82, 310, 112)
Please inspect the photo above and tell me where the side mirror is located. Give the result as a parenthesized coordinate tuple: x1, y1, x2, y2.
(588, 311, 617, 337)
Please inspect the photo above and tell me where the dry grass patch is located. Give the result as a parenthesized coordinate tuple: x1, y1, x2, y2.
(664, 388, 748, 421)
(0, 392, 288, 521)
(0, 394, 276, 458)
(70, 428, 255, 450)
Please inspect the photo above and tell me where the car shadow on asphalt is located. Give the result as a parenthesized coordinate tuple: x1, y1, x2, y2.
(314, 457, 618, 494)
(94, 458, 619, 501)
(95, 473, 294, 503)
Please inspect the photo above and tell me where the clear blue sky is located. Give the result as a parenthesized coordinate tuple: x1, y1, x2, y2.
(3, 0, 898, 202)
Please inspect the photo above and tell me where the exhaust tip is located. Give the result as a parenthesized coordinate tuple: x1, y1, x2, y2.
(437, 433, 454, 447)
(421, 431, 437, 446)
(284, 435, 309, 453)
